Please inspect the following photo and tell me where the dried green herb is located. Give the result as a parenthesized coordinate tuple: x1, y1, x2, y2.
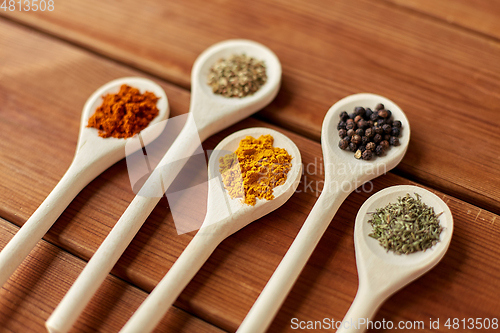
(368, 193, 443, 255)
(207, 54, 267, 98)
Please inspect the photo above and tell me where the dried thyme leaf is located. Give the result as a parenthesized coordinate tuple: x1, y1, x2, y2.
(367, 193, 443, 255)
(207, 54, 267, 98)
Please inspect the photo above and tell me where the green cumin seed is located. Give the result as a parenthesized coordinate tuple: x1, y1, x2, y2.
(207, 54, 267, 98)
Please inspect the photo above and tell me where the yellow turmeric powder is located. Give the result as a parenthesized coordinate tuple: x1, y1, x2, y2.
(219, 134, 292, 206)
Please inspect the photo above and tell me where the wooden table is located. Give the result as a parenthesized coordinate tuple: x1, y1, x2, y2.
(1, 1, 499, 332)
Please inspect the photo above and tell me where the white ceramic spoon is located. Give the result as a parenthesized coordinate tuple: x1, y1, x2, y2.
(120, 127, 302, 333)
(338, 185, 453, 332)
(0, 77, 169, 288)
(237, 93, 411, 333)
(46, 39, 282, 333)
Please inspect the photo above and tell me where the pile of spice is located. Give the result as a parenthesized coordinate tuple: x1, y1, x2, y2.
(207, 54, 267, 98)
(219, 135, 292, 206)
(337, 103, 402, 160)
(87, 84, 159, 138)
(368, 193, 443, 255)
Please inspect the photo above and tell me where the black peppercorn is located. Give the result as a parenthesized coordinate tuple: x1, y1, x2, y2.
(364, 127, 374, 138)
(362, 149, 373, 160)
(339, 139, 349, 150)
(365, 108, 373, 119)
(382, 124, 392, 134)
(378, 109, 388, 118)
(337, 103, 403, 160)
(389, 136, 400, 146)
(380, 140, 390, 150)
(340, 111, 349, 121)
(349, 142, 358, 152)
(355, 106, 365, 116)
(366, 142, 376, 151)
(391, 127, 400, 137)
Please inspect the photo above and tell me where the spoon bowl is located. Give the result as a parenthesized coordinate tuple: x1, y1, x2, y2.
(357, 185, 453, 269)
(119, 127, 302, 333)
(338, 185, 453, 332)
(237, 93, 411, 333)
(202, 127, 302, 234)
(0, 77, 168, 289)
(321, 93, 410, 184)
(77, 77, 169, 160)
(190, 39, 281, 140)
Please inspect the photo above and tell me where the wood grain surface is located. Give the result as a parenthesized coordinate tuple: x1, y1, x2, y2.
(1, 18, 499, 333)
(2, 0, 500, 215)
(384, 0, 500, 40)
(0, 218, 224, 333)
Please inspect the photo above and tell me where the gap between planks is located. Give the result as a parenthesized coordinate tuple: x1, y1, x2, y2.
(377, 0, 500, 44)
(2, 0, 500, 90)
(0, 14, 496, 332)
(0, 14, 191, 91)
(0, 14, 499, 244)
(0, 216, 229, 333)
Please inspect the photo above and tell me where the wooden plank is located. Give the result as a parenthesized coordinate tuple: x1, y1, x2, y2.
(2, 0, 500, 214)
(0, 218, 225, 333)
(382, 0, 500, 40)
(1, 19, 499, 332)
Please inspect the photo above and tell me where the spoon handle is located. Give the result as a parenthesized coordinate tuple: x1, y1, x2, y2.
(46, 117, 203, 333)
(237, 189, 350, 333)
(0, 149, 110, 288)
(120, 224, 224, 333)
(337, 286, 383, 333)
